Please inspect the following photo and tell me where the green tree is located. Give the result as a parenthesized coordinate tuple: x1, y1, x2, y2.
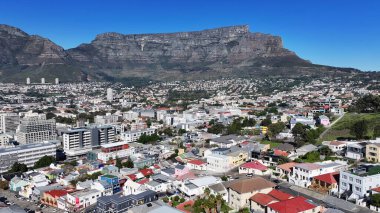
(46, 112, 56, 119)
(268, 122, 285, 137)
(374, 125, 380, 138)
(350, 120, 369, 139)
(292, 123, 307, 146)
(115, 157, 123, 169)
(9, 162, 28, 173)
(207, 123, 225, 134)
(260, 118, 272, 126)
(371, 194, 380, 207)
(349, 94, 380, 113)
(34, 155, 56, 169)
(123, 157, 134, 168)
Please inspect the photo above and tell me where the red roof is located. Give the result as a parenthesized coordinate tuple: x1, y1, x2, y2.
(274, 149, 289, 157)
(250, 193, 278, 206)
(46, 190, 68, 198)
(268, 190, 293, 201)
(313, 172, 339, 184)
(127, 174, 137, 181)
(137, 178, 149, 185)
(276, 162, 297, 172)
(188, 159, 206, 166)
(372, 187, 380, 193)
(240, 160, 267, 171)
(139, 168, 154, 176)
(268, 197, 317, 213)
(153, 164, 161, 169)
(176, 200, 194, 213)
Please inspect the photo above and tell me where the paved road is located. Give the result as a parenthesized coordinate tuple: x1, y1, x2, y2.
(278, 181, 375, 213)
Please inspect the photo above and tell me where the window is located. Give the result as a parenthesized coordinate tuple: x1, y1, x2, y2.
(349, 177, 353, 181)
(356, 179, 361, 184)
(343, 175, 347, 179)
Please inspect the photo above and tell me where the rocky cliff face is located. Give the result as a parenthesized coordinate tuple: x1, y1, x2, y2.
(68, 25, 309, 73)
(0, 24, 69, 66)
(0, 24, 358, 82)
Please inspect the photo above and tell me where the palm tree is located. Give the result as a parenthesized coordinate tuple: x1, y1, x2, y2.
(216, 194, 223, 213)
(204, 187, 211, 198)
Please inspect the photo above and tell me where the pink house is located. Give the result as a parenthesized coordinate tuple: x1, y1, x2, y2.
(175, 164, 190, 177)
(319, 115, 330, 126)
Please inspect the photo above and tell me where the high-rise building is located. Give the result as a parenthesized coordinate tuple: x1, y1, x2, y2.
(0, 113, 20, 134)
(107, 88, 113, 102)
(55, 78, 59, 84)
(41, 78, 45, 84)
(63, 125, 116, 159)
(26, 77, 30, 85)
(16, 114, 56, 144)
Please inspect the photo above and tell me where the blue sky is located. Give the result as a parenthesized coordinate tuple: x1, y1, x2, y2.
(1, 0, 379, 71)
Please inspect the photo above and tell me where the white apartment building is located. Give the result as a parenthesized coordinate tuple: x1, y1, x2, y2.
(121, 128, 155, 143)
(97, 141, 135, 162)
(339, 165, 380, 201)
(63, 125, 116, 159)
(289, 161, 348, 188)
(66, 189, 102, 210)
(0, 113, 20, 133)
(16, 115, 56, 144)
(0, 134, 10, 148)
(0, 140, 58, 173)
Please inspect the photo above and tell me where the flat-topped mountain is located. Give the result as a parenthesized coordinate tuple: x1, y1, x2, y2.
(0, 24, 359, 83)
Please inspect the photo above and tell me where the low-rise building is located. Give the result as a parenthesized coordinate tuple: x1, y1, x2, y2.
(366, 143, 380, 162)
(0, 140, 58, 173)
(121, 128, 155, 143)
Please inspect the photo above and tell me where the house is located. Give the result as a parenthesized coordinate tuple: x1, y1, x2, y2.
(289, 161, 348, 188)
(323, 140, 347, 153)
(309, 172, 340, 196)
(209, 183, 228, 201)
(227, 177, 275, 210)
(339, 164, 380, 201)
(9, 176, 29, 192)
(346, 142, 366, 160)
(145, 174, 174, 193)
(366, 143, 380, 162)
(290, 116, 316, 129)
(207, 148, 248, 172)
(96, 190, 158, 213)
(123, 179, 147, 195)
(209, 134, 244, 148)
(290, 144, 317, 159)
(275, 162, 297, 179)
(319, 115, 330, 126)
(102, 165, 119, 176)
(267, 196, 321, 213)
(99, 174, 120, 194)
(174, 164, 190, 177)
(238, 160, 269, 175)
(186, 159, 207, 170)
(76, 179, 94, 190)
(91, 180, 113, 196)
(179, 176, 220, 197)
(66, 189, 102, 211)
(41, 189, 69, 208)
(250, 189, 293, 213)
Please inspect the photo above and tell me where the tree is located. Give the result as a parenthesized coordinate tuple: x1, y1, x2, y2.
(123, 157, 134, 168)
(34, 155, 55, 169)
(46, 112, 56, 119)
(207, 123, 225, 134)
(0, 180, 9, 190)
(260, 118, 272, 126)
(178, 128, 187, 135)
(371, 194, 380, 207)
(349, 94, 380, 113)
(374, 125, 380, 139)
(350, 120, 369, 139)
(292, 123, 307, 145)
(115, 157, 123, 169)
(9, 162, 28, 173)
(268, 122, 286, 137)
(319, 146, 333, 157)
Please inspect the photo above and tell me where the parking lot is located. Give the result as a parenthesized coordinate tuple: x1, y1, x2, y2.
(0, 189, 59, 213)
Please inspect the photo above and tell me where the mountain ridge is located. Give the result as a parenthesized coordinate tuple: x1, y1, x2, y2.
(0, 24, 361, 83)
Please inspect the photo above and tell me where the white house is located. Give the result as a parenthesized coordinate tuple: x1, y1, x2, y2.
(179, 176, 220, 197)
(186, 159, 207, 170)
